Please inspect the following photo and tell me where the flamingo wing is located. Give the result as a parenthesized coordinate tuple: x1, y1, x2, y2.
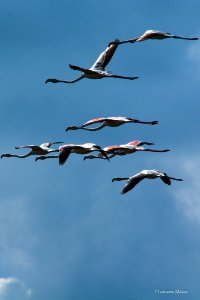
(82, 117, 106, 127)
(91, 41, 119, 71)
(137, 30, 170, 41)
(126, 140, 142, 146)
(103, 145, 121, 152)
(160, 174, 171, 185)
(59, 147, 71, 165)
(15, 145, 41, 150)
(49, 141, 64, 147)
(122, 173, 147, 194)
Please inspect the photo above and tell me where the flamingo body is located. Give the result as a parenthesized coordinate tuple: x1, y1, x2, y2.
(83, 141, 169, 160)
(112, 169, 183, 194)
(1, 142, 63, 159)
(46, 41, 139, 85)
(66, 116, 158, 132)
(109, 30, 199, 45)
(59, 143, 109, 165)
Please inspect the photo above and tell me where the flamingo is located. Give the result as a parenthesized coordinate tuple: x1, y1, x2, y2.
(83, 140, 169, 160)
(112, 169, 183, 194)
(45, 40, 139, 85)
(1, 142, 63, 159)
(109, 30, 199, 45)
(66, 116, 158, 132)
(59, 143, 109, 165)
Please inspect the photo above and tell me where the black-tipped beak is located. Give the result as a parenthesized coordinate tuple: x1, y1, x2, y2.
(45, 78, 58, 84)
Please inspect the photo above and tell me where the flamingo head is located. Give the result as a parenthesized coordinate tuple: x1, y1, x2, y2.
(45, 78, 59, 84)
(1, 154, 12, 158)
(65, 125, 80, 132)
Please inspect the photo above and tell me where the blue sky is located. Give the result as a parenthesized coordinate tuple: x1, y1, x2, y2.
(0, 0, 200, 299)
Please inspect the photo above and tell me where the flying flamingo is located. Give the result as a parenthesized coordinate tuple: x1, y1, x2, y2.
(45, 40, 139, 85)
(66, 116, 158, 132)
(1, 142, 63, 159)
(112, 169, 183, 194)
(109, 30, 199, 45)
(83, 140, 169, 160)
(59, 143, 109, 165)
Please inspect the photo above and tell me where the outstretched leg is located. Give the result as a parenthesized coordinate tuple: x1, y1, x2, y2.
(35, 155, 59, 161)
(110, 74, 139, 80)
(112, 177, 129, 182)
(1, 152, 32, 159)
(168, 176, 183, 181)
(173, 36, 199, 40)
(130, 119, 158, 125)
(45, 75, 85, 84)
(143, 149, 170, 153)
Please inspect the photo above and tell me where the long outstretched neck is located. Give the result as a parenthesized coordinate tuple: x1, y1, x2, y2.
(81, 123, 106, 131)
(66, 125, 106, 132)
(45, 75, 85, 84)
(173, 36, 199, 40)
(168, 177, 183, 181)
(83, 154, 102, 160)
(112, 177, 129, 182)
(84, 154, 112, 160)
(35, 155, 59, 161)
(1, 153, 32, 159)
(144, 149, 170, 152)
(132, 119, 159, 125)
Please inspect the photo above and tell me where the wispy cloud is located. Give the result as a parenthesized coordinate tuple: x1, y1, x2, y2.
(0, 277, 32, 299)
(0, 196, 36, 272)
(186, 41, 200, 79)
(188, 43, 200, 61)
(171, 154, 200, 226)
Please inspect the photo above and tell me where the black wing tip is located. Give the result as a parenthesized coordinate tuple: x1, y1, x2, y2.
(69, 64, 75, 69)
(108, 39, 120, 46)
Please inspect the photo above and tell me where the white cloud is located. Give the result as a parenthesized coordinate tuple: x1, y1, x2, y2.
(188, 43, 200, 62)
(0, 277, 32, 300)
(0, 196, 37, 272)
(186, 41, 200, 80)
(172, 154, 200, 225)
